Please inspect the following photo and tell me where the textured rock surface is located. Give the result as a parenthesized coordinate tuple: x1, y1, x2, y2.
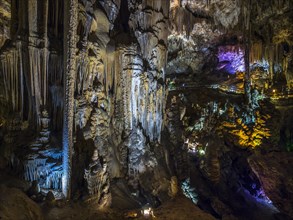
(0, 0, 10, 48)
(99, 0, 121, 28)
(70, 0, 171, 205)
(62, 0, 78, 199)
(168, 1, 223, 77)
(249, 152, 293, 217)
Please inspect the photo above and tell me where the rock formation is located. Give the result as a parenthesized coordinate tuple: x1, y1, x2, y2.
(0, 0, 170, 203)
(0, 0, 293, 219)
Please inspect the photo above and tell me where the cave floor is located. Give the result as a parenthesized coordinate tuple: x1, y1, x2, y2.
(0, 169, 282, 220)
(44, 195, 216, 220)
(0, 170, 215, 220)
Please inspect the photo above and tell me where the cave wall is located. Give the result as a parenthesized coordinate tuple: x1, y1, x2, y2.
(165, 1, 293, 218)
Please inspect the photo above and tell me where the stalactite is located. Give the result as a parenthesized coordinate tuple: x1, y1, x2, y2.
(250, 42, 263, 63)
(240, 0, 256, 110)
(28, 0, 38, 36)
(17, 42, 24, 119)
(0, 45, 26, 114)
(28, 44, 49, 126)
(250, 43, 289, 84)
(206, 0, 210, 7)
(45, 0, 63, 42)
(282, 47, 291, 85)
(127, 0, 169, 142)
(268, 44, 275, 82)
(23, 156, 62, 190)
(28, 47, 41, 126)
(48, 52, 63, 131)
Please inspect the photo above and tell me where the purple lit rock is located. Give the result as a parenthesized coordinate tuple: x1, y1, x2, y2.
(217, 46, 245, 74)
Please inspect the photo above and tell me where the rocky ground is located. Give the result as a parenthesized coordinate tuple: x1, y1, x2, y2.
(0, 170, 215, 220)
(45, 195, 216, 220)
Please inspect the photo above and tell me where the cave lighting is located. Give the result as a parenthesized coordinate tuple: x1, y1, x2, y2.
(272, 89, 277, 98)
(141, 207, 155, 218)
(250, 186, 274, 206)
(185, 139, 207, 155)
(198, 148, 206, 156)
(124, 211, 138, 218)
(217, 49, 245, 74)
(181, 178, 198, 204)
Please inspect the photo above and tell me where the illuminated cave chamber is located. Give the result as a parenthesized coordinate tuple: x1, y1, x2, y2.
(0, 0, 293, 219)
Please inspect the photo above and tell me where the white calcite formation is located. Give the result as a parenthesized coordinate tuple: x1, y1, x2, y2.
(99, 0, 121, 29)
(210, 0, 241, 29)
(168, 2, 223, 76)
(0, 0, 63, 129)
(73, 0, 170, 205)
(23, 110, 63, 191)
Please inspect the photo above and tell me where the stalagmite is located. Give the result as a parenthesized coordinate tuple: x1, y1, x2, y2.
(62, 0, 78, 199)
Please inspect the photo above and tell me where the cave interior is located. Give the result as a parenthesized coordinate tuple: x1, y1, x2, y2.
(0, 0, 293, 219)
